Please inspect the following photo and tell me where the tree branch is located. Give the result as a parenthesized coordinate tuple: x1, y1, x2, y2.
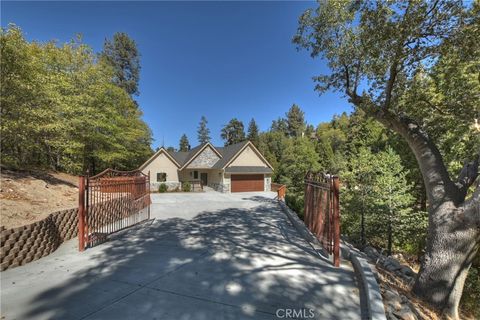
(456, 153, 480, 200)
(463, 178, 480, 224)
(384, 61, 399, 109)
(348, 97, 458, 206)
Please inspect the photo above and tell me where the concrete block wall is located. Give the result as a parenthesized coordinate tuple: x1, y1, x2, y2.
(0, 194, 151, 272)
(0, 208, 78, 271)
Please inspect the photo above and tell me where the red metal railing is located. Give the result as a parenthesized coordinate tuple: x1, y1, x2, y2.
(304, 171, 340, 267)
(271, 183, 287, 200)
(78, 169, 151, 251)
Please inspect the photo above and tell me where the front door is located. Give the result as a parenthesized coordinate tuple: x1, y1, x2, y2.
(200, 172, 208, 187)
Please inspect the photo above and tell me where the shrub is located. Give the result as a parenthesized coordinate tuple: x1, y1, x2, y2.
(158, 183, 168, 193)
(285, 193, 304, 219)
(182, 181, 191, 192)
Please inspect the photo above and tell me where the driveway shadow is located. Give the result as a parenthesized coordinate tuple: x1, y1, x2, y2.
(1, 197, 362, 320)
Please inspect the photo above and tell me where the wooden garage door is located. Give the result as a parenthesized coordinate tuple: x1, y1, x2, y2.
(231, 174, 264, 192)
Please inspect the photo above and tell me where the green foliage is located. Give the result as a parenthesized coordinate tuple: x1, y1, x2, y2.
(285, 194, 304, 219)
(293, 2, 479, 313)
(182, 181, 191, 192)
(0, 25, 152, 174)
(100, 32, 140, 96)
(286, 104, 305, 137)
(197, 116, 211, 144)
(270, 117, 289, 136)
(247, 118, 260, 145)
(221, 118, 246, 146)
(278, 137, 321, 195)
(179, 134, 190, 152)
(158, 183, 168, 193)
(462, 263, 480, 319)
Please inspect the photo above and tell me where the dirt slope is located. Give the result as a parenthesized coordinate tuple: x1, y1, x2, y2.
(0, 169, 79, 229)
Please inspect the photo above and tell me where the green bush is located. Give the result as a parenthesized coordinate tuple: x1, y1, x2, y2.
(462, 264, 480, 318)
(285, 193, 304, 219)
(158, 183, 168, 193)
(182, 181, 191, 192)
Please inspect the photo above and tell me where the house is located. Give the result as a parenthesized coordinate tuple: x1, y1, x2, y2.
(139, 140, 274, 193)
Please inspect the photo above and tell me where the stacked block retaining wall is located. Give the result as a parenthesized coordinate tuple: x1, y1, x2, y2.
(1, 208, 78, 271)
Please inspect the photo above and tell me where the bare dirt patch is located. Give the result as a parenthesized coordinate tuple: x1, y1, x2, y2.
(0, 169, 79, 229)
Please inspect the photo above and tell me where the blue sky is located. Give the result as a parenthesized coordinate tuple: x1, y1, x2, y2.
(1, 1, 352, 149)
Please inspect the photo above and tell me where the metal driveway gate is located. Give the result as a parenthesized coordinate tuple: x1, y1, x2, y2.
(304, 171, 340, 267)
(78, 169, 151, 251)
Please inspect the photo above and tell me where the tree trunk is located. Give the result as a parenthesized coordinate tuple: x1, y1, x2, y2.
(412, 200, 480, 319)
(361, 196, 366, 247)
(347, 94, 480, 318)
(387, 217, 392, 256)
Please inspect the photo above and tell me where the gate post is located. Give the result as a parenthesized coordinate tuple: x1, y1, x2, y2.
(332, 176, 340, 267)
(78, 175, 86, 252)
(148, 170, 151, 220)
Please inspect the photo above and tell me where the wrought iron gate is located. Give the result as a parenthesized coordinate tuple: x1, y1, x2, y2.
(78, 169, 151, 251)
(304, 171, 340, 267)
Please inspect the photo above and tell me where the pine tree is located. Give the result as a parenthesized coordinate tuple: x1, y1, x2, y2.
(373, 147, 417, 256)
(286, 104, 305, 137)
(179, 134, 190, 152)
(247, 118, 259, 145)
(197, 116, 211, 144)
(271, 118, 289, 136)
(221, 118, 245, 146)
(100, 32, 140, 96)
(341, 147, 377, 247)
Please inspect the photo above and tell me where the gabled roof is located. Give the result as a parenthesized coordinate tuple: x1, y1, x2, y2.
(216, 141, 274, 170)
(179, 142, 223, 170)
(139, 147, 181, 170)
(139, 140, 273, 171)
(211, 141, 250, 169)
(167, 151, 189, 165)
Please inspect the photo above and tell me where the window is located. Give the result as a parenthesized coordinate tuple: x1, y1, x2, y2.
(157, 172, 167, 182)
(193, 171, 198, 179)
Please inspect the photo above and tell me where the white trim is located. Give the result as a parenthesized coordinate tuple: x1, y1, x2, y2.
(179, 142, 222, 170)
(222, 141, 274, 170)
(139, 147, 180, 170)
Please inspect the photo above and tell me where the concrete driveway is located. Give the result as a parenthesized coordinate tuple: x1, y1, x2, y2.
(1, 192, 362, 319)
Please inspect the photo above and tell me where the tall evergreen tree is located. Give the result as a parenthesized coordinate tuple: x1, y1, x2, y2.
(286, 104, 305, 137)
(197, 116, 211, 144)
(179, 134, 190, 152)
(100, 32, 140, 96)
(221, 118, 245, 146)
(270, 118, 289, 136)
(374, 147, 416, 256)
(341, 147, 377, 247)
(247, 118, 259, 145)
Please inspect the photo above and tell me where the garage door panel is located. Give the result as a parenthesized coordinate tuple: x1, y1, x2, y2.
(231, 174, 264, 192)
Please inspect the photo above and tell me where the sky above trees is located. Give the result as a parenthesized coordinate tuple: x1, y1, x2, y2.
(1, 1, 352, 148)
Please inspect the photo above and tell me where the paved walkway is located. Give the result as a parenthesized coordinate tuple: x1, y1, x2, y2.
(1, 192, 362, 319)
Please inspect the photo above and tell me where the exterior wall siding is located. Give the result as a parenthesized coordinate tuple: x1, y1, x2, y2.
(228, 146, 268, 167)
(141, 151, 179, 182)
